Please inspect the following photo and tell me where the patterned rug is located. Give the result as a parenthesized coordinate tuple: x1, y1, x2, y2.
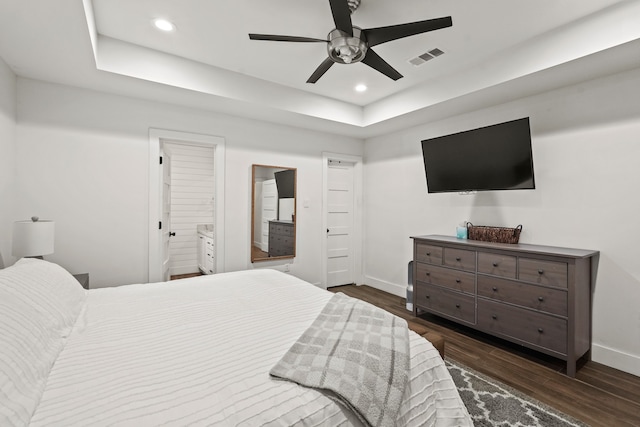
(446, 360, 588, 427)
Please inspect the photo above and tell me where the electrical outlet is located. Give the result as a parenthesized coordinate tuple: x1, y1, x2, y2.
(284, 264, 290, 272)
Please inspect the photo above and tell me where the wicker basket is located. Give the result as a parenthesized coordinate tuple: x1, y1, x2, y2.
(467, 223, 522, 244)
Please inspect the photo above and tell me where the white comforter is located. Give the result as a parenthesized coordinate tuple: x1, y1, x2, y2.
(30, 270, 471, 426)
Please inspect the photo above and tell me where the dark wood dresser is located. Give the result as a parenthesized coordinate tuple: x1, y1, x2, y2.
(411, 235, 599, 377)
(268, 220, 294, 257)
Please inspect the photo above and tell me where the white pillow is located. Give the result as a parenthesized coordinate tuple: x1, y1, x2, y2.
(0, 258, 86, 425)
(11, 258, 85, 332)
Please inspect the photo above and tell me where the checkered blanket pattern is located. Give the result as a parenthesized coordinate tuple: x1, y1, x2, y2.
(269, 292, 410, 427)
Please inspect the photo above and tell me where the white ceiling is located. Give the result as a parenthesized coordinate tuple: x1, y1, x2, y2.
(1, 0, 640, 137)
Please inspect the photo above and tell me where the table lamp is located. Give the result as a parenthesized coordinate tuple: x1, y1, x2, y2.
(12, 216, 55, 259)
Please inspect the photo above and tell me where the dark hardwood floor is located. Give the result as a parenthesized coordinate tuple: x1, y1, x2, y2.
(329, 284, 640, 427)
(171, 272, 202, 280)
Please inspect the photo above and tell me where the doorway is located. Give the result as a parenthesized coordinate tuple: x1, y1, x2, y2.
(148, 129, 225, 284)
(163, 141, 215, 279)
(322, 153, 363, 289)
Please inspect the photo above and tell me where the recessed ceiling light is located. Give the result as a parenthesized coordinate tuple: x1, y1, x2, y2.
(355, 84, 367, 92)
(153, 19, 175, 32)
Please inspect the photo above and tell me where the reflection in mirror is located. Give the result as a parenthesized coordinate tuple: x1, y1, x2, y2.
(251, 164, 296, 263)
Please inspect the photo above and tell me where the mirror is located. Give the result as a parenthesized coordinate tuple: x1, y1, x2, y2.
(251, 164, 297, 262)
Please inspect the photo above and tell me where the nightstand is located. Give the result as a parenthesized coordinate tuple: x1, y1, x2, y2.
(73, 273, 90, 290)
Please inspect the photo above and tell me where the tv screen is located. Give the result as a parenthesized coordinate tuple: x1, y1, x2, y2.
(274, 169, 295, 199)
(421, 117, 535, 193)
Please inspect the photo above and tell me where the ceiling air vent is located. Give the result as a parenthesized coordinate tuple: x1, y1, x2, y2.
(408, 48, 445, 66)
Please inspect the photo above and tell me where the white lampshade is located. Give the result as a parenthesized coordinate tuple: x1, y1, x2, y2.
(12, 217, 55, 258)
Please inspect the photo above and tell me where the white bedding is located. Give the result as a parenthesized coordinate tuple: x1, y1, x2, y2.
(9, 266, 470, 426)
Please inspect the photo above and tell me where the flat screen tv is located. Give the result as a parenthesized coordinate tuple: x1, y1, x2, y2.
(421, 117, 535, 193)
(274, 169, 295, 198)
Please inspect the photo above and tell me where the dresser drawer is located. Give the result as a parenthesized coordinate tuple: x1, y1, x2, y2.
(415, 283, 476, 324)
(478, 299, 567, 355)
(415, 243, 443, 265)
(478, 252, 516, 279)
(270, 235, 294, 247)
(416, 263, 474, 294)
(477, 275, 568, 316)
(443, 248, 476, 272)
(519, 258, 568, 288)
(270, 223, 293, 236)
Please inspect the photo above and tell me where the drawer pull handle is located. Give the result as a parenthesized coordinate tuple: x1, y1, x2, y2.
(492, 315, 497, 320)
(492, 287, 498, 292)
(538, 296, 544, 302)
(456, 257, 461, 261)
(426, 252, 431, 256)
(538, 328, 544, 334)
(455, 304, 460, 308)
(455, 279, 461, 283)
(538, 269, 544, 275)
(425, 295, 430, 299)
(425, 272, 430, 276)
(492, 262, 498, 267)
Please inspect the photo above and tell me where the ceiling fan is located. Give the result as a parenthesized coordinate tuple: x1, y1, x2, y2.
(248, 0, 452, 84)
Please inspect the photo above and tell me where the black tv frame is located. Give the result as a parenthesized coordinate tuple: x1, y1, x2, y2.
(421, 117, 535, 193)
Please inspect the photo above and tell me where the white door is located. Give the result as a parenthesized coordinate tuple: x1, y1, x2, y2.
(161, 151, 172, 282)
(261, 179, 278, 252)
(326, 159, 355, 286)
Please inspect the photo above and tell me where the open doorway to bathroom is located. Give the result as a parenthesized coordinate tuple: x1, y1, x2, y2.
(148, 129, 225, 284)
(162, 141, 215, 279)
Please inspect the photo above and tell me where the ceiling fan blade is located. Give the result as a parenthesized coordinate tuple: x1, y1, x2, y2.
(328, 0, 353, 36)
(249, 34, 327, 43)
(363, 17, 452, 47)
(307, 57, 335, 84)
(362, 49, 403, 81)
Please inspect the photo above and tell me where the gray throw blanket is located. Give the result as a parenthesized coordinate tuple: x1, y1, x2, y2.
(269, 292, 410, 427)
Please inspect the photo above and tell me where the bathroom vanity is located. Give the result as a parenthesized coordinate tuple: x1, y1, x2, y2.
(197, 224, 215, 274)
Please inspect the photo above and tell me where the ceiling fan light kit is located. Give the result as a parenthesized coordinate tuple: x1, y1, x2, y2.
(328, 27, 367, 64)
(248, 0, 452, 83)
(347, 0, 361, 13)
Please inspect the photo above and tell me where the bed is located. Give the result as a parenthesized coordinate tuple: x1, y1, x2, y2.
(1, 258, 471, 426)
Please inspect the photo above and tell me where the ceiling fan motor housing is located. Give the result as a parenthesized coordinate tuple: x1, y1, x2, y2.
(327, 27, 367, 64)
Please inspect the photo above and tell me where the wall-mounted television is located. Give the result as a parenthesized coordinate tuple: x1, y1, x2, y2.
(421, 117, 535, 193)
(274, 169, 295, 198)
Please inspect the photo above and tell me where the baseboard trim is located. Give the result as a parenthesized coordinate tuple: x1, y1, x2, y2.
(592, 343, 640, 377)
(362, 275, 407, 298)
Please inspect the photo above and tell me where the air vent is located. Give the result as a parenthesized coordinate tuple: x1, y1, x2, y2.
(408, 48, 445, 66)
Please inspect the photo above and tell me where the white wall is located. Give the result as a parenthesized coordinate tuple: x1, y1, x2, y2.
(363, 67, 640, 376)
(13, 78, 363, 287)
(0, 57, 16, 269)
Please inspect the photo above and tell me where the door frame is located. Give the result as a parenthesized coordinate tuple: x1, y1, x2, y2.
(161, 148, 172, 282)
(148, 129, 226, 283)
(321, 152, 363, 289)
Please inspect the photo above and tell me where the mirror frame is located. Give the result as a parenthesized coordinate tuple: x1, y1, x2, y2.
(251, 164, 297, 263)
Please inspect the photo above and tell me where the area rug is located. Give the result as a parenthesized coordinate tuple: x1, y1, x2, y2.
(446, 359, 588, 427)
